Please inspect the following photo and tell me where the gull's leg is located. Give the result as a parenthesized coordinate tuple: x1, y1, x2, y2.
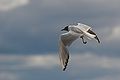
(80, 36, 87, 44)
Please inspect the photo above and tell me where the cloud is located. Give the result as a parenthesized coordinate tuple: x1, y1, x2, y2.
(0, 0, 29, 11)
(0, 72, 18, 80)
(98, 24, 120, 44)
(1, 53, 120, 80)
(1, 53, 120, 70)
(93, 74, 120, 80)
(71, 53, 120, 70)
(0, 54, 59, 70)
(39, 0, 120, 7)
(23, 55, 59, 69)
(60, 52, 120, 79)
(105, 25, 120, 42)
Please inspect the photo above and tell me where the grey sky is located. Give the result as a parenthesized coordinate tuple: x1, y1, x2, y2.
(0, 0, 120, 80)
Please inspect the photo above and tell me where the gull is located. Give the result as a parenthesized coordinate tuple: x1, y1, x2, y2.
(59, 23, 100, 71)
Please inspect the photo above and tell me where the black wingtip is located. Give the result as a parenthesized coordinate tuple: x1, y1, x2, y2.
(63, 68, 66, 71)
(62, 55, 69, 71)
(95, 36, 100, 43)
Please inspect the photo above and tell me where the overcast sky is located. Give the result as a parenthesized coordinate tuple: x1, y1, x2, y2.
(0, 0, 120, 80)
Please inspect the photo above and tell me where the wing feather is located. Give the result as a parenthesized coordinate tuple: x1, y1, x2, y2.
(59, 32, 78, 71)
(59, 40, 69, 71)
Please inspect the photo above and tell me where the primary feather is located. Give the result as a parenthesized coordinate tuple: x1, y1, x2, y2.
(59, 32, 78, 70)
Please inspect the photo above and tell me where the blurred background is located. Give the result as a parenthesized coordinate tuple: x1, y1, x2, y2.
(0, 0, 120, 80)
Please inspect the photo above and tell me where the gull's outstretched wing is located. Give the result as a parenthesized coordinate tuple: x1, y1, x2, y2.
(59, 32, 78, 71)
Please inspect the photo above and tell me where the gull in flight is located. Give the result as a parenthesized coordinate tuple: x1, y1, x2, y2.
(59, 23, 100, 71)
